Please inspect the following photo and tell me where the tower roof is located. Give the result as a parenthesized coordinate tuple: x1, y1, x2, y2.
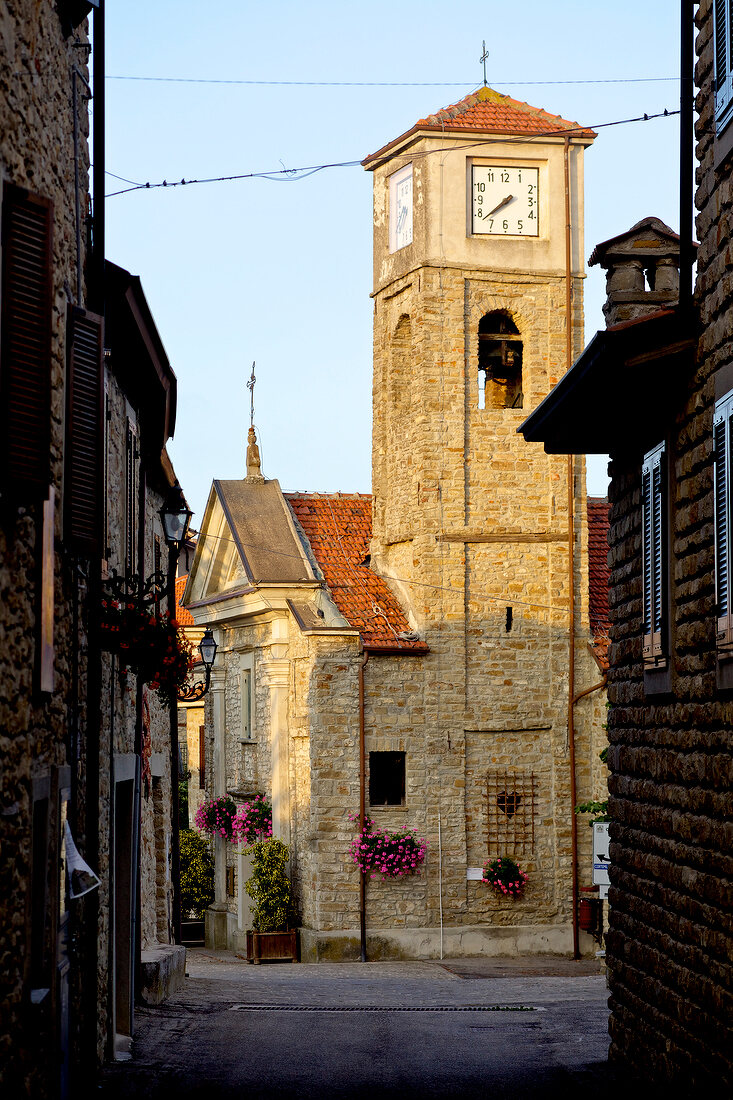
(363, 86, 595, 167)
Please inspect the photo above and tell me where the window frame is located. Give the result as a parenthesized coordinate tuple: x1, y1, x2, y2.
(715, 0, 733, 134)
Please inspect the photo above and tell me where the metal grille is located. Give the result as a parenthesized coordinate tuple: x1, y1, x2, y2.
(486, 771, 536, 857)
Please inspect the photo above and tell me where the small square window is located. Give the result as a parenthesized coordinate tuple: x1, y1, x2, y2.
(369, 751, 405, 806)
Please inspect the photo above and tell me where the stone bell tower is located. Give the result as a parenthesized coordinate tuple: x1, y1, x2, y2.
(361, 89, 600, 914)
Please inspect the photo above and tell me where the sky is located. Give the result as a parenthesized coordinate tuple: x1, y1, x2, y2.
(101, 0, 682, 526)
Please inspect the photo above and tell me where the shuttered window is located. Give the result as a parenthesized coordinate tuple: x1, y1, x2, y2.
(642, 442, 667, 664)
(714, 394, 733, 648)
(64, 306, 103, 553)
(715, 0, 733, 131)
(124, 419, 138, 577)
(0, 184, 53, 495)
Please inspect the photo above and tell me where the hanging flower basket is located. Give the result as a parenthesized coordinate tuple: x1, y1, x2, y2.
(482, 856, 528, 898)
(233, 793, 273, 846)
(348, 814, 427, 879)
(194, 795, 240, 841)
(100, 595, 194, 708)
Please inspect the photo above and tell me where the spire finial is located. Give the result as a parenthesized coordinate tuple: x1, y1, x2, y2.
(245, 362, 264, 481)
(480, 40, 489, 87)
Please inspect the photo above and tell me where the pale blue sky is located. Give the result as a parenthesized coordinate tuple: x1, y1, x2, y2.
(102, 0, 680, 524)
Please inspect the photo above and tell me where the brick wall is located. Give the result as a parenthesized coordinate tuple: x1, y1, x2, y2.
(604, 3, 732, 1086)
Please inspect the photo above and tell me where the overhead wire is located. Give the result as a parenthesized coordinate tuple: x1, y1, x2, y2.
(107, 75, 679, 87)
(105, 108, 679, 198)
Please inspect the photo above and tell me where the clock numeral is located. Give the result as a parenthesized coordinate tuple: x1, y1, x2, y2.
(488, 219, 494, 231)
(501, 171, 510, 183)
(502, 219, 508, 231)
(528, 184, 534, 194)
(475, 182, 485, 193)
(518, 220, 523, 233)
(486, 170, 494, 182)
(528, 209, 535, 219)
(477, 208, 483, 218)
(477, 195, 483, 205)
(517, 171, 522, 182)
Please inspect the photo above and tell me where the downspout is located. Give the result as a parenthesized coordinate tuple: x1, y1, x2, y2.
(564, 135, 580, 960)
(679, 0, 694, 319)
(358, 647, 369, 962)
(168, 545, 182, 946)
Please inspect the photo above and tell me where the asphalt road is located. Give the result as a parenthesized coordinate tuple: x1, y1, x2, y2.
(98, 950, 637, 1100)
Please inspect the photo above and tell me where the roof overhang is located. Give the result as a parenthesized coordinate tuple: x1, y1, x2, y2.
(363, 124, 595, 172)
(518, 308, 697, 456)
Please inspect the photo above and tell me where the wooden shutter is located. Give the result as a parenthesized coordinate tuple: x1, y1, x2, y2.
(714, 397, 733, 647)
(124, 420, 138, 577)
(642, 442, 666, 663)
(0, 184, 53, 495)
(715, 0, 733, 128)
(65, 306, 103, 553)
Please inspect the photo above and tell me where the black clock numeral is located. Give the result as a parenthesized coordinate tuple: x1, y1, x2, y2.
(518, 220, 523, 232)
(476, 208, 483, 218)
(501, 170, 510, 182)
(477, 195, 483, 205)
(517, 171, 522, 182)
(488, 219, 494, 230)
(502, 219, 508, 231)
(528, 184, 534, 194)
(486, 170, 494, 182)
(528, 209, 535, 219)
(475, 182, 485, 192)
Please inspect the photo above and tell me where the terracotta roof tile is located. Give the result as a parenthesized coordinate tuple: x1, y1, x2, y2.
(364, 86, 595, 165)
(285, 493, 427, 655)
(175, 574, 194, 626)
(587, 497, 610, 670)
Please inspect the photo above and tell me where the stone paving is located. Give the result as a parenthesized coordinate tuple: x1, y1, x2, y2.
(98, 950, 640, 1099)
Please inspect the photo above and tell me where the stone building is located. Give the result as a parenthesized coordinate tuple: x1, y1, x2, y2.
(0, 5, 185, 1094)
(519, 1, 732, 1085)
(185, 88, 610, 960)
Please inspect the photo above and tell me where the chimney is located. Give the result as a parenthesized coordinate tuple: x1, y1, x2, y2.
(588, 216, 690, 327)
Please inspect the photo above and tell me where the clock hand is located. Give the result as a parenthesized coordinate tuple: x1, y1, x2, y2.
(485, 194, 514, 218)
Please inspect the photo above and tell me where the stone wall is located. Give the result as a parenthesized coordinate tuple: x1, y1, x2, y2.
(604, 3, 732, 1086)
(0, 4, 92, 1095)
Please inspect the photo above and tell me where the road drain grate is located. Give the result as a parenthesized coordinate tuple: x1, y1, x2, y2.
(229, 1004, 536, 1013)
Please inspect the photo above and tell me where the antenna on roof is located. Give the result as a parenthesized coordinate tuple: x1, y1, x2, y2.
(480, 40, 489, 87)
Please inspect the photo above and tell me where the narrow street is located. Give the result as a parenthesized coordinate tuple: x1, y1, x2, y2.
(98, 951, 632, 1099)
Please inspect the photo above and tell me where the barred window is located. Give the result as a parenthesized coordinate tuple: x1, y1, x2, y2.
(715, 0, 733, 132)
(486, 771, 536, 858)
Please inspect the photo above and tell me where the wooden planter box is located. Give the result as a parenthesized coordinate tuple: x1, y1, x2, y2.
(246, 929, 298, 964)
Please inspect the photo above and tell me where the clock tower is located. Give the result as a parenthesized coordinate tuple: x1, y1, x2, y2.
(362, 87, 600, 937)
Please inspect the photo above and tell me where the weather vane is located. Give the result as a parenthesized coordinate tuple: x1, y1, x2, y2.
(480, 40, 489, 87)
(247, 361, 256, 428)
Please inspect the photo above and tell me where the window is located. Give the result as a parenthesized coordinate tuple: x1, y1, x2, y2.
(642, 442, 667, 665)
(715, 0, 733, 132)
(388, 164, 413, 253)
(478, 311, 523, 409)
(715, 394, 733, 649)
(369, 751, 405, 806)
(198, 725, 206, 789)
(0, 183, 53, 496)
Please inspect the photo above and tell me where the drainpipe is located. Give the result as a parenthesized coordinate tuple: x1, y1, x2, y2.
(358, 648, 369, 962)
(564, 135, 580, 960)
(679, 0, 694, 319)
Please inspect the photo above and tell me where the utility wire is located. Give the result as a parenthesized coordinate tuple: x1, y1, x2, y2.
(106, 107, 679, 198)
(107, 74, 679, 87)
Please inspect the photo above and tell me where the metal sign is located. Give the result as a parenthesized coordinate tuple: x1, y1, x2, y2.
(593, 822, 610, 900)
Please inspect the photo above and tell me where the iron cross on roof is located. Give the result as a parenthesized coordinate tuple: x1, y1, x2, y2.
(247, 361, 256, 428)
(480, 40, 489, 87)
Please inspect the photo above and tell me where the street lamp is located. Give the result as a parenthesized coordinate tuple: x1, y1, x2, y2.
(160, 479, 192, 949)
(178, 628, 218, 703)
(160, 480, 192, 551)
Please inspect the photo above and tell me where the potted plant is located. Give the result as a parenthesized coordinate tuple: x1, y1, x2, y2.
(194, 795, 240, 841)
(245, 837, 298, 963)
(179, 829, 214, 944)
(348, 814, 427, 878)
(482, 855, 528, 898)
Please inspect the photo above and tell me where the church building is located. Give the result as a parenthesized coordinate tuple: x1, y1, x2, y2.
(183, 87, 610, 960)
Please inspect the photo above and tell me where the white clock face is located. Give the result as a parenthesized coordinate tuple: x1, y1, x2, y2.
(389, 164, 413, 252)
(471, 165, 539, 237)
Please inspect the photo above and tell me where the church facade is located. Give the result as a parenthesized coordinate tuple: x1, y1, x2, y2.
(184, 88, 610, 959)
